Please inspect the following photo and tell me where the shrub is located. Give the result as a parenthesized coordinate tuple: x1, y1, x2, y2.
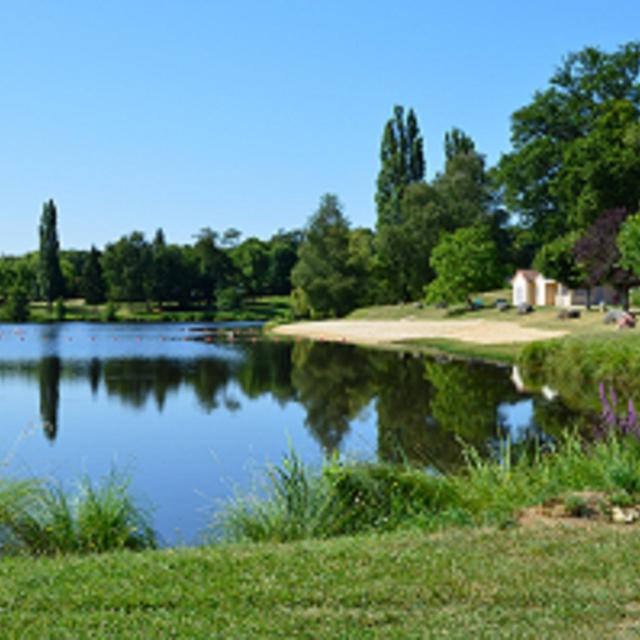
(103, 300, 118, 322)
(2, 285, 30, 322)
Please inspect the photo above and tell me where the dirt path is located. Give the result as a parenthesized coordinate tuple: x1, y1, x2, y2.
(272, 319, 567, 346)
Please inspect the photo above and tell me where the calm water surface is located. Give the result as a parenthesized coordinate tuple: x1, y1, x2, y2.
(0, 322, 581, 543)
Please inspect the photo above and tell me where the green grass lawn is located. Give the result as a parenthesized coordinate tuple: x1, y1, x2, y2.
(1, 524, 639, 638)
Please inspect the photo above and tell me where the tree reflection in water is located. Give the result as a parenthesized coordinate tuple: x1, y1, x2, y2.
(0, 338, 584, 467)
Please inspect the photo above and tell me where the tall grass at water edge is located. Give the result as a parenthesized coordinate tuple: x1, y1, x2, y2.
(0, 469, 156, 555)
(216, 432, 640, 543)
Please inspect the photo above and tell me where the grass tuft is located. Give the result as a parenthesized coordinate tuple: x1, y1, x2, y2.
(0, 470, 156, 555)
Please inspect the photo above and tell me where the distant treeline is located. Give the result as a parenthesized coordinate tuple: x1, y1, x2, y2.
(0, 224, 301, 311)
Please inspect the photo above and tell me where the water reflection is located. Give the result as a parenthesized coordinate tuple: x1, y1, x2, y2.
(0, 333, 586, 468)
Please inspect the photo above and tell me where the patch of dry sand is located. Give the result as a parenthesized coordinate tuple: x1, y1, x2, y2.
(272, 319, 567, 346)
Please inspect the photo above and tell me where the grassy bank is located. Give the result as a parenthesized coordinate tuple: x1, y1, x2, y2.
(3, 435, 640, 635)
(348, 294, 638, 363)
(12, 296, 292, 324)
(518, 333, 640, 410)
(217, 434, 640, 544)
(1, 524, 640, 638)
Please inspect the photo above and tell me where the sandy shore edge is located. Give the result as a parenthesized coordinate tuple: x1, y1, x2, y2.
(272, 319, 567, 346)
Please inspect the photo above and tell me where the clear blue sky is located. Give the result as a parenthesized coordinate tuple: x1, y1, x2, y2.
(1, 0, 639, 254)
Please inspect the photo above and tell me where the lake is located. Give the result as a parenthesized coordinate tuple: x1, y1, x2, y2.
(0, 322, 582, 544)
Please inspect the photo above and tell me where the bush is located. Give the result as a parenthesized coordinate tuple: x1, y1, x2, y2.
(2, 286, 30, 322)
(103, 300, 118, 322)
(216, 288, 243, 312)
(54, 297, 66, 321)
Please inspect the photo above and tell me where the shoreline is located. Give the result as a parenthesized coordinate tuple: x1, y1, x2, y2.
(272, 319, 567, 346)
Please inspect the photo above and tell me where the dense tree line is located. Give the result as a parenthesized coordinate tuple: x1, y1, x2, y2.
(2, 41, 640, 320)
(0, 218, 301, 316)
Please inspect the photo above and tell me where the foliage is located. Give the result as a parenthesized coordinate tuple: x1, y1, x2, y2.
(617, 212, 640, 281)
(425, 225, 502, 305)
(2, 284, 30, 321)
(497, 41, 640, 245)
(219, 430, 640, 544)
(0, 471, 156, 555)
(102, 232, 153, 302)
(103, 300, 119, 322)
(53, 297, 66, 321)
(596, 383, 640, 441)
(37, 199, 65, 305)
(291, 194, 361, 317)
(216, 286, 242, 312)
(518, 335, 640, 411)
(533, 231, 585, 288)
(214, 450, 339, 543)
(574, 207, 637, 308)
(81, 245, 106, 304)
(375, 105, 426, 300)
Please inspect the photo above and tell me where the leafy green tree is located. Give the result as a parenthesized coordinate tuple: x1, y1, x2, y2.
(425, 225, 502, 305)
(3, 283, 30, 321)
(347, 227, 377, 308)
(265, 230, 301, 295)
(375, 106, 426, 300)
(81, 246, 106, 305)
(192, 228, 237, 306)
(230, 237, 270, 296)
(617, 212, 640, 283)
(431, 129, 494, 230)
(38, 199, 65, 307)
(533, 231, 586, 289)
(498, 42, 640, 244)
(102, 232, 152, 301)
(374, 128, 498, 302)
(291, 194, 359, 317)
(148, 229, 174, 307)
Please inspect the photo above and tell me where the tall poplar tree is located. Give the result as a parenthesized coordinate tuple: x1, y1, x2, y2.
(375, 105, 425, 300)
(38, 199, 65, 307)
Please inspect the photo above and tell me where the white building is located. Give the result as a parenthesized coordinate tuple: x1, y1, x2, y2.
(511, 269, 617, 308)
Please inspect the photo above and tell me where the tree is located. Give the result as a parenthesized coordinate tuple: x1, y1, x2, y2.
(3, 283, 30, 321)
(375, 106, 426, 299)
(431, 129, 494, 230)
(265, 230, 301, 295)
(102, 232, 152, 301)
(192, 228, 237, 306)
(38, 199, 65, 307)
(375, 128, 500, 301)
(574, 208, 637, 309)
(230, 238, 270, 296)
(81, 246, 106, 305)
(149, 229, 173, 306)
(617, 212, 640, 284)
(425, 225, 501, 306)
(291, 194, 359, 317)
(533, 231, 586, 289)
(498, 42, 640, 245)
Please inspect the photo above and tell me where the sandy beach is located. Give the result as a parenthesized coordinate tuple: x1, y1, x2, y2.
(272, 319, 567, 346)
